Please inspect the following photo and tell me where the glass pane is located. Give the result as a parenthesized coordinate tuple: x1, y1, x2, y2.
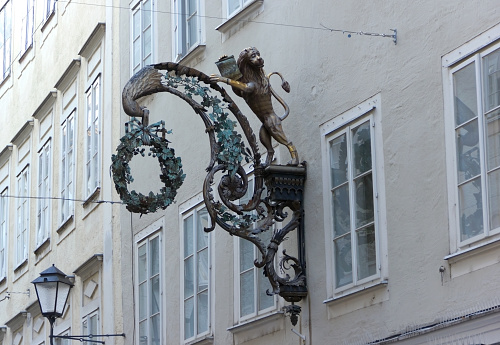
(197, 209, 209, 250)
(483, 48, 500, 112)
(184, 298, 194, 340)
(240, 270, 254, 316)
(454, 62, 478, 126)
(133, 39, 141, 72)
(197, 290, 208, 334)
(258, 268, 274, 311)
(184, 215, 193, 256)
(356, 225, 376, 280)
(197, 248, 208, 292)
(187, 16, 198, 49)
(150, 314, 160, 345)
(184, 256, 194, 298)
(352, 121, 372, 176)
(329, 134, 348, 188)
(139, 320, 147, 345)
(488, 169, 500, 230)
(456, 119, 481, 183)
(459, 177, 484, 241)
(150, 237, 159, 275)
(142, 0, 151, 29)
(151, 275, 160, 315)
(332, 184, 350, 238)
(139, 282, 147, 320)
(133, 10, 140, 38)
(354, 173, 374, 228)
(486, 109, 500, 170)
(239, 238, 254, 271)
(334, 234, 352, 288)
(36, 281, 57, 313)
(138, 243, 147, 282)
(228, 0, 240, 15)
(143, 26, 151, 62)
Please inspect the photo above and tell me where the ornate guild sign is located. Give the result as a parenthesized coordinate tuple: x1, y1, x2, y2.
(112, 48, 307, 324)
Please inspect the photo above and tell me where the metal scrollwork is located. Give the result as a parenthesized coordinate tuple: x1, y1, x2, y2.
(116, 58, 307, 323)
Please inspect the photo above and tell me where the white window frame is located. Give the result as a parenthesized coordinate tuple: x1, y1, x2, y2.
(321, 94, 388, 298)
(60, 111, 75, 224)
(16, 166, 29, 266)
(0, 0, 11, 81)
(181, 203, 212, 342)
(131, 0, 154, 74)
(226, 0, 254, 18)
(21, 0, 34, 55)
(85, 76, 101, 198)
(234, 176, 276, 323)
(0, 187, 8, 280)
(82, 310, 99, 345)
(36, 140, 51, 247)
(44, 0, 55, 21)
(135, 228, 162, 345)
(443, 24, 500, 253)
(172, 0, 205, 62)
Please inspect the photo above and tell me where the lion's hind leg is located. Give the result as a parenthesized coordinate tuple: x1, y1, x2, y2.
(259, 125, 275, 166)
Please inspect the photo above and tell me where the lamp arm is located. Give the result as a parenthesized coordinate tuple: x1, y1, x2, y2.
(50, 333, 126, 344)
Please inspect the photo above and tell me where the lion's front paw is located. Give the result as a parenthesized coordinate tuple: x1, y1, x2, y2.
(209, 74, 223, 84)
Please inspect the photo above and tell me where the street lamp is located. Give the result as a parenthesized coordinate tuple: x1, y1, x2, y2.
(32, 265, 73, 345)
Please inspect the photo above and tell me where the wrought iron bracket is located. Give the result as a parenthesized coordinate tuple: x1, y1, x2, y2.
(51, 334, 126, 344)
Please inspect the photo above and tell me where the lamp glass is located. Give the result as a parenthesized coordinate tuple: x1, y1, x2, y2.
(34, 281, 71, 317)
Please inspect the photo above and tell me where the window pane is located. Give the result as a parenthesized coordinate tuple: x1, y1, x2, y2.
(184, 256, 194, 298)
(150, 314, 160, 345)
(352, 121, 372, 176)
(483, 48, 500, 112)
(356, 225, 376, 280)
(197, 290, 208, 334)
(139, 320, 147, 345)
(184, 297, 194, 339)
(151, 275, 160, 315)
(133, 10, 140, 38)
(329, 134, 348, 188)
(197, 248, 208, 292)
(459, 177, 484, 241)
(197, 209, 209, 250)
(228, 0, 240, 15)
(486, 108, 500, 170)
(456, 119, 481, 183)
(142, 0, 151, 29)
(334, 234, 352, 287)
(454, 62, 478, 126)
(139, 282, 147, 320)
(240, 270, 254, 316)
(258, 269, 274, 311)
(143, 26, 151, 62)
(332, 184, 350, 238)
(354, 173, 374, 228)
(138, 243, 147, 282)
(184, 215, 193, 256)
(488, 169, 500, 230)
(239, 238, 254, 271)
(150, 237, 159, 275)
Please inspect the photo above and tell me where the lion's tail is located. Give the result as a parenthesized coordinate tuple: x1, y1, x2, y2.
(267, 72, 290, 120)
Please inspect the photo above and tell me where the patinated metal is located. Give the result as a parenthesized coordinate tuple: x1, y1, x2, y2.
(115, 49, 307, 325)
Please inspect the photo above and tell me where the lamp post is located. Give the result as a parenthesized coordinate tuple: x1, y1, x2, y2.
(32, 265, 73, 345)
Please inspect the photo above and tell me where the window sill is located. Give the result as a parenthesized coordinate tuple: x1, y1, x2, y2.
(228, 311, 285, 344)
(216, 0, 264, 36)
(57, 215, 74, 234)
(0, 276, 5, 285)
(444, 237, 500, 278)
(177, 45, 206, 66)
(41, 11, 56, 32)
(14, 259, 28, 273)
(324, 279, 389, 304)
(0, 73, 10, 89)
(34, 237, 50, 256)
(83, 187, 100, 208)
(185, 336, 213, 345)
(19, 44, 33, 63)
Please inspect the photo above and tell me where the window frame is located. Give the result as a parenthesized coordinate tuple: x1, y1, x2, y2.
(0, 187, 8, 280)
(180, 203, 212, 343)
(321, 94, 388, 298)
(130, 0, 154, 74)
(44, 0, 55, 21)
(82, 310, 99, 345)
(84, 76, 101, 199)
(16, 166, 30, 267)
(20, 0, 34, 55)
(0, 0, 12, 82)
(36, 140, 51, 247)
(226, 0, 253, 18)
(60, 111, 75, 225)
(443, 27, 500, 253)
(172, 0, 205, 62)
(135, 229, 162, 345)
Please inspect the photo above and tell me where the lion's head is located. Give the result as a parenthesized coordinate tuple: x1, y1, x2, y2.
(237, 47, 268, 88)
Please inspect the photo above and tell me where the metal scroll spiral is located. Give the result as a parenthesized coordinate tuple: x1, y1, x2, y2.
(119, 63, 306, 299)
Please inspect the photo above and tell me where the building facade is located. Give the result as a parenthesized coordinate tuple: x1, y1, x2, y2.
(1, 0, 500, 345)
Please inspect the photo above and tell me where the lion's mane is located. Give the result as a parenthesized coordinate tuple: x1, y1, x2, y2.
(236, 47, 269, 93)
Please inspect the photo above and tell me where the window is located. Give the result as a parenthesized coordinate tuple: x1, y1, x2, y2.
(136, 233, 161, 345)
(21, 0, 34, 54)
(61, 112, 75, 223)
(37, 142, 51, 246)
(172, 0, 203, 61)
(85, 77, 100, 198)
(54, 331, 70, 345)
(0, 188, 7, 280)
(227, 0, 252, 17)
(235, 178, 275, 321)
(131, 0, 153, 74)
(16, 167, 29, 266)
(182, 206, 210, 341)
(82, 311, 99, 345)
(321, 94, 387, 295)
(44, 0, 55, 20)
(444, 37, 500, 248)
(0, 0, 11, 81)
